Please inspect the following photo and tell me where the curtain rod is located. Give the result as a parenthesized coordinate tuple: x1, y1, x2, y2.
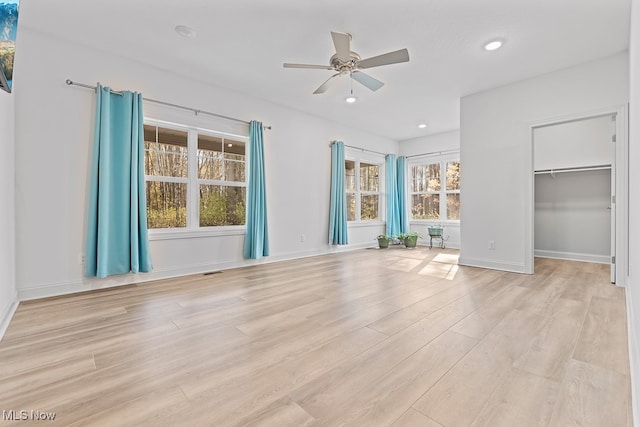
(405, 148, 460, 159)
(327, 144, 460, 159)
(65, 79, 271, 130)
(534, 164, 611, 175)
(328, 142, 387, 157)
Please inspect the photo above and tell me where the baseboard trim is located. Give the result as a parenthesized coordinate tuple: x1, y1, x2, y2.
(17, 243, 377, 301)
(534, 249, 610, 264)
(626, 286, 640, 427)
(0, 291, 19, 342)
(458, 257, 527, 274)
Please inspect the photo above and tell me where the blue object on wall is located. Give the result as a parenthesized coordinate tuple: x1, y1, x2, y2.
(329, 141, 348, 245)
(0, 1, 19, 93)
(244, 120, 270, 259)
(85, 83, 152, 278)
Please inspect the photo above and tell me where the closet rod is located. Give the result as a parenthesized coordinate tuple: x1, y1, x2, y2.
(65, 79, 271, 130)
(534, 164, 611, 175)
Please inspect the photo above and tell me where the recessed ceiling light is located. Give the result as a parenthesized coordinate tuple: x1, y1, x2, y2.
(484, 40, 503, 51)
(418, 123, 427, 129)
(175, 25, 196, 39)
(228, 143, 233, 147)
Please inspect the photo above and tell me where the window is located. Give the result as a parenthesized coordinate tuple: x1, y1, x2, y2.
(144, 126, 189, 228)
(345, 158, 382, 222)
(197, 134, 246, 227)
(144, 122, 247, 231)
(410, 159, 460, 221)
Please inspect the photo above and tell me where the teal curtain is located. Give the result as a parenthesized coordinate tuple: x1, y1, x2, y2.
(385, 154, 401, 236)
(329, 141, 348, 245)
(397, 156, 409, 233)
(85, 83, 152, 278)
(244, 121, 269, 259)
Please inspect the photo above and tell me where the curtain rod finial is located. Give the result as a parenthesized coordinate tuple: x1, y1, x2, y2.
(66, 79, 73, 85)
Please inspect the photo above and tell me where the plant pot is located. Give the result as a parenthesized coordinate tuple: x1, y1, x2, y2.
(428, 227, 443, 237)
(378, 238, 389, 249)
(403, 235, 418, 248)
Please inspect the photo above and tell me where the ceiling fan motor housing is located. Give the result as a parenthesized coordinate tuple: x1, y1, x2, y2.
(330, 52, 362, 73)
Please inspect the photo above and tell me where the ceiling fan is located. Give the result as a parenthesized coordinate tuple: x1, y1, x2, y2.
(283, 31, 410, 95)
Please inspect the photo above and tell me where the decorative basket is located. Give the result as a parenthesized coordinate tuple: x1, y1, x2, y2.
(428, 226, 444, 237)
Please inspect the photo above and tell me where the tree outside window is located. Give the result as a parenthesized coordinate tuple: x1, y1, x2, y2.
(197, 134, 246, 227)
(345, 158, 381, 221)
(144, 125, 189, 228)
(144, 122, 247, 230)
(410, 159, 460, 221)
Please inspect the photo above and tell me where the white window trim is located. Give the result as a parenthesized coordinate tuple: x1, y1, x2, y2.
(148, 226, 245, 241)
(407, 151, 460, 223)
(345, 148, 385, 224)
(144, 118, 249, 238)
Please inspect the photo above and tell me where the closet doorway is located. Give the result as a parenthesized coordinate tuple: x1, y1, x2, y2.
(533, 114, 616, 282)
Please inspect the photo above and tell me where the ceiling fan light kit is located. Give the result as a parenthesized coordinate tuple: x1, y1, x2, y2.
(284, 31, 410, 97)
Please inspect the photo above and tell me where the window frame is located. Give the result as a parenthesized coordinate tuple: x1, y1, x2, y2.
(407, 152, 460, 224)
(144, 118, 249, 240)
(345, 148, 385, 225)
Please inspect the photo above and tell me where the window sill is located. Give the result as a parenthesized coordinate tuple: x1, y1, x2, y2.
(347, 220, 386, 228)
(410, 219, 460, 227)
(149, 226, 245, 241)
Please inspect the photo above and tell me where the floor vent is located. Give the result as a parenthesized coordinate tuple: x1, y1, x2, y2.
(203, 271, 222, 276)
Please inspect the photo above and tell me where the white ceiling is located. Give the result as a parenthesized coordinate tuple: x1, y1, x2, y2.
(20, 0, 630, 141)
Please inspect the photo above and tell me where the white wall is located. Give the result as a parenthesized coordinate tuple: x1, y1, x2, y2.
(399, 130, 461, 249)
(627, 0, 640, 423)
(534, 170, 611, 263)
(399, 130, 460, 156)
(460, 53, 629, 273)
(14, 28, 397, 300)
(534, 115, 613, 171)
(0, 88, 17, 340)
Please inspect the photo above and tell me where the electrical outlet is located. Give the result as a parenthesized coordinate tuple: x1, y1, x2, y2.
(78, 253, 85, 264)
(300, 234, 306, 243)
(488, 240, 496, 250)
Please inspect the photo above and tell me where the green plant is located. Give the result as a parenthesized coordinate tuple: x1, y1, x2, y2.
(397, 231, 423, 239)
(375, 234, 392, 249)
(398, 231, 423, 248)
(375, 234, 392, 241)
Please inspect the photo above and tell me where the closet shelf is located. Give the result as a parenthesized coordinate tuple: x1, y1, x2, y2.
(534, 164, 611, 175)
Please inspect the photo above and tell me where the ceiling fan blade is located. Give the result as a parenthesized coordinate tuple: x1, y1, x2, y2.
(356, 48, 410, 69)
(284, 63, 334, 70)
(351, 71, 384, 92)
(313, 73, 341, 94)
(331, 31, 351, 63)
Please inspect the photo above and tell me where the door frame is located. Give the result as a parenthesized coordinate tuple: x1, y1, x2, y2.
(524, 105, 628, 286)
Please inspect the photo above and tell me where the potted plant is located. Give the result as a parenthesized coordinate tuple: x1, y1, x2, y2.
(397, 231, 422, 248)
(375, 234, 392, 249)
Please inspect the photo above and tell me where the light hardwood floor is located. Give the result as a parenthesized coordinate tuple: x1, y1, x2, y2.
(0, 247, 631, 426)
